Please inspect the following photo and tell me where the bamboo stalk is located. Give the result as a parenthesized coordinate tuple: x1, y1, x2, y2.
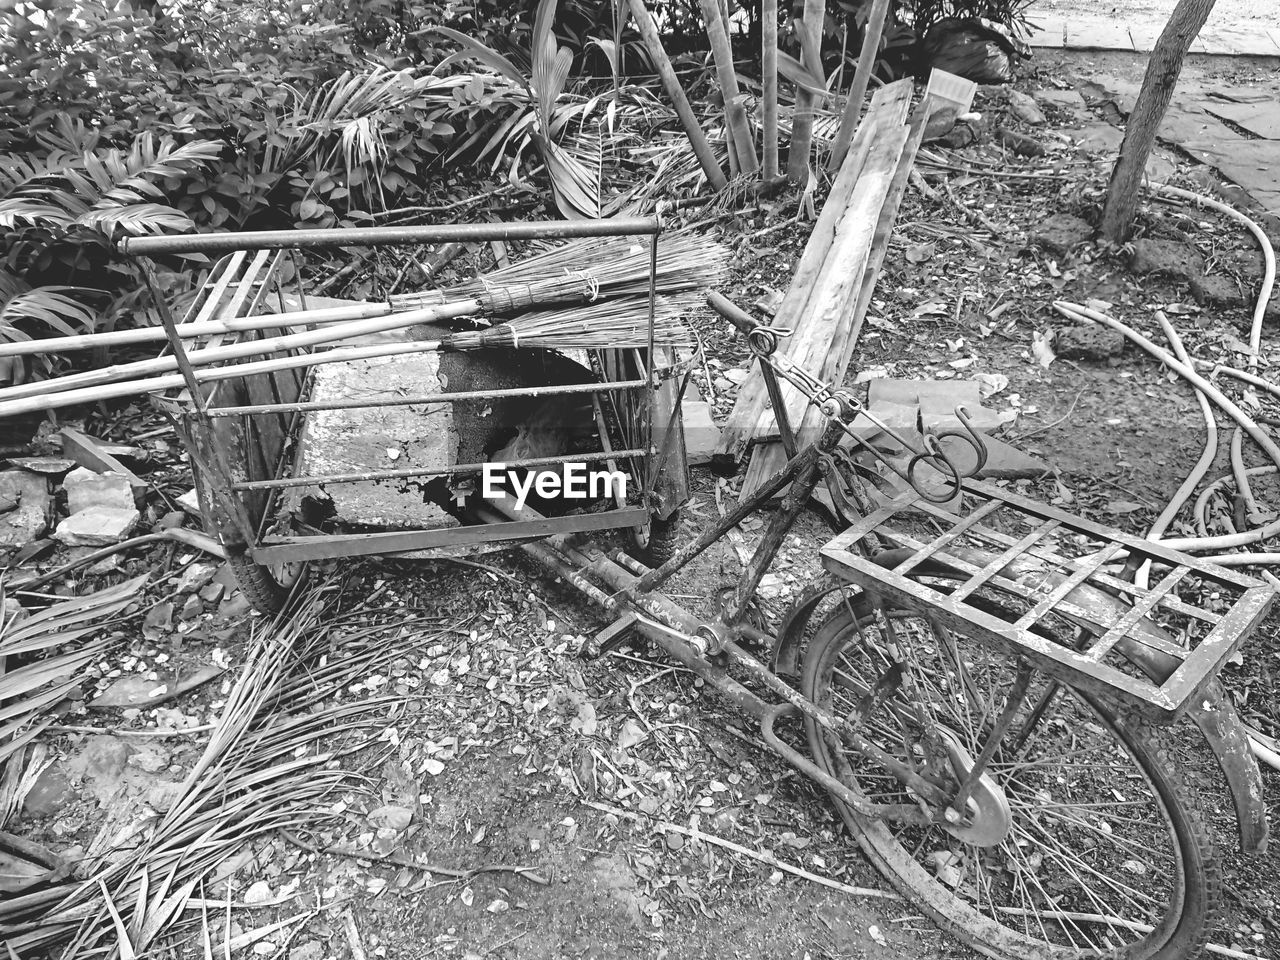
(698, 0, 759, 176)
(762, 0, 779, 180)
(826, 0, 890, 171)
(0, 302, 393, 358)
(627, 0, 728, 191)
(786, 0, 824, 182)
(0, 276, 592, 404)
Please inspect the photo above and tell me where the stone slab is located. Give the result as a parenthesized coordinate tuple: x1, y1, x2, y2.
(1205, 100, 1280, 140)
(1180, 138, 1280, 215)
(54, 507, 140, 546)
(288, 354, 458, 529)
(64, 467, 138, 514)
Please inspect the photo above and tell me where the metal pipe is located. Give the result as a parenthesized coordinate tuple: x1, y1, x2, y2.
(120, 217, 661, 256)
(206, 379, 648, 417)
(231, 448, 647, 491)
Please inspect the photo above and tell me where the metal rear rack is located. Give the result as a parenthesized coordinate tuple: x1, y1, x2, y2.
(821, 480, 1275, 719)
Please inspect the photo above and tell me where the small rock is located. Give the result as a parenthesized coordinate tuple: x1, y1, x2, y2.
(23, 763, 77, 818)
(176, 488, 202, 516)
(180, 594, 204, 621)
(199, 581, 226, 605)
(1030, 214, 1093, 258)
(11, 457, 76, 476)
(157, 510, 186, 530)
(1055, 324, 1125, 362)
(288, 943, 324, 960)
(664, 832, 684, 851)
(0, 468, 51, 552)
(176, 562, 216, 594)
(127, 744, 170, 773)
(723, 368, 749, 386)
(1190, 273, 1243, 307)
(79, 735, 133, 781)
(244, 880, 274, 905)
(1129, 238, 1204, 282)
(64, 467, 137, 514)
(215, 592, 251, 622)
(54, 507, 139, 546)
(144, 601, 174, 635)
(712, 376, 733, 394)
(1007, 90, 1046, 125)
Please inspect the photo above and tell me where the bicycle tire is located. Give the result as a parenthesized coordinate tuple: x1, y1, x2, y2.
(799, 594, 1217, 959)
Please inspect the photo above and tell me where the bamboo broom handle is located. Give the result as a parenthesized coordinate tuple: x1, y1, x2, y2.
(0, 338, 451, 419)
(0, 277, 593, 403)
(0, 301, 469, 403)
(0, 302, 393, 359)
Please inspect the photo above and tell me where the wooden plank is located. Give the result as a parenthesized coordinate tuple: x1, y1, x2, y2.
(716, 80, 914, 462)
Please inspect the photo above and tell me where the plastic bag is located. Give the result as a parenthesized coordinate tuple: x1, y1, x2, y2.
(921, 17, 1031, 84)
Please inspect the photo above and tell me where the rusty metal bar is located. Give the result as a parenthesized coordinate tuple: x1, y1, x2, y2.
(252, 507, 648, 564)
(231, 448, 646, 491)
(120, 217, 661, 257)
(890, 500, 1004, 578)
(205, 379, 647, 418)
(1086, 565, 1192, 664)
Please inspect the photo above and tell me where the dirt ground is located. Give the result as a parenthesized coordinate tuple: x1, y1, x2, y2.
(12, 43, 1280, 960)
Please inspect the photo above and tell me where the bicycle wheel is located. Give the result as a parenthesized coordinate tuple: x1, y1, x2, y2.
(800, 593, 1217, 959)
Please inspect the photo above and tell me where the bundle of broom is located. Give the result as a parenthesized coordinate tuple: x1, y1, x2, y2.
(0, 228, 726, 359)
(0, 236, 723, 418)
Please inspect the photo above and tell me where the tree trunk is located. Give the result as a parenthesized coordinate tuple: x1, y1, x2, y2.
(1100, 0, 1216, 242)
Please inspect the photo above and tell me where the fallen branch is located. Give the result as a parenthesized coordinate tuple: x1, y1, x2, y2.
(279, 829, 550, 885)
(581, 799, 899, 900)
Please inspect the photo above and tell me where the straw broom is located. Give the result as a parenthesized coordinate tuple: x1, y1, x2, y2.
(0, 229, 728, 359)
(0, 294, 700, 418)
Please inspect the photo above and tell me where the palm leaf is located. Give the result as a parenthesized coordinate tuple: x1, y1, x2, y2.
(77, 203, 196, 237)
(432, 27, 530, 91)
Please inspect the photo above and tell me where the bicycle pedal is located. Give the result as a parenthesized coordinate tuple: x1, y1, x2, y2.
(582, 612, 640, 659)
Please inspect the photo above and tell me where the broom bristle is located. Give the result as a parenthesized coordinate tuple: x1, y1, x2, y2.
(440, 294, 700, 352)
(390, 228, 728, 310)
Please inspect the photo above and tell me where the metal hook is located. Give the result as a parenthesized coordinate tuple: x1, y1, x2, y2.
(907, 434, 965, 504)
(926, 403, 989, 479)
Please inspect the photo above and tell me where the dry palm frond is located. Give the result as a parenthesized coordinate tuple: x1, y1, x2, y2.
(440, 292, 700, 351)
(0, 577, 144, 771)
(0, 585, 453, 959)
(391, 227, 729, 310)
